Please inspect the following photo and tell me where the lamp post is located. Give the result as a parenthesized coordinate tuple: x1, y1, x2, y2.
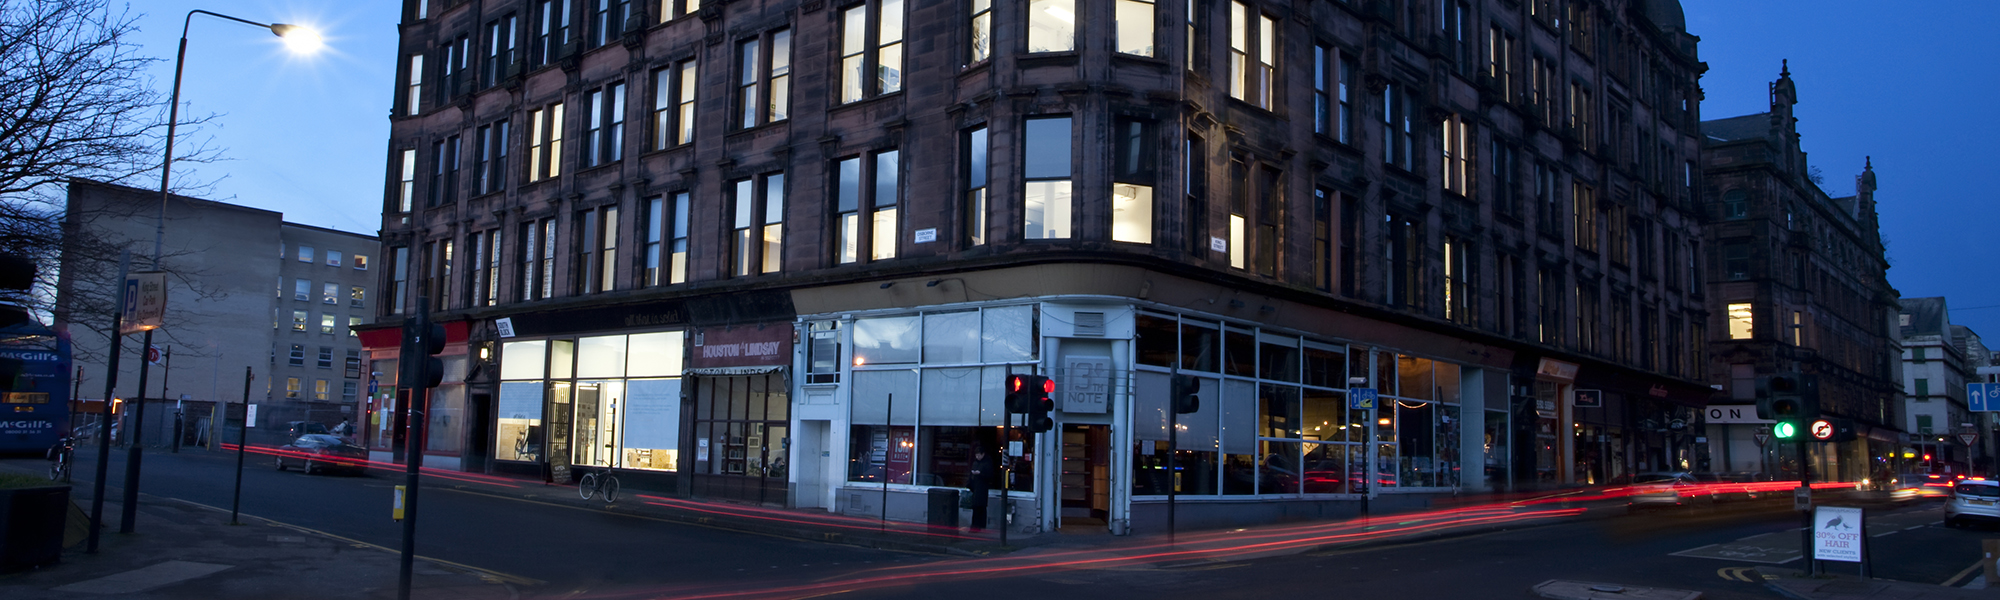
(118, 8, 321, 535)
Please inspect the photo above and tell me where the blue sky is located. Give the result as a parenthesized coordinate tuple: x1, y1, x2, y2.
(126, 1, 2000, 339)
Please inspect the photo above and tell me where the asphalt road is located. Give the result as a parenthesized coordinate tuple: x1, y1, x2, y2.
(18, 445, 1993, 600)
(25, 445, 915, 599)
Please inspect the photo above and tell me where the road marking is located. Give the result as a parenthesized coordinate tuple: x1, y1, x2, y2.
(1869, 530, 1899, 538)
(1671, 542, 1802, 564)
(166, 498, 542, 587)
(1717, 566, 1759, 582)
(1942, 560, 1985, 587)
(1904, 525, 1924, 530)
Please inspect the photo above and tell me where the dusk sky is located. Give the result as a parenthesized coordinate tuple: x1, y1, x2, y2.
(127, 1, 2000, 340)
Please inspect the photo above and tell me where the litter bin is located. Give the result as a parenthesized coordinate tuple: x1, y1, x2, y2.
(927, 487, 961, 528)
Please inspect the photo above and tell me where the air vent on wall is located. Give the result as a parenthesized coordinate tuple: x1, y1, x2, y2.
(1075, 312, 1105, 337)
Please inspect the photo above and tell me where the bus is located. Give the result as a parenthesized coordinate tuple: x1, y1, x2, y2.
(0, 321, 70, 454)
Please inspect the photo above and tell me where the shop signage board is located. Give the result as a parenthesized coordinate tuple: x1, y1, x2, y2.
(1060, 356, 1112, 414)
(1813, 506, 1864, 563)
(691, 324, 791, 369)
(1536, 358, 1578, 382)
(1574, 389, 1603, 408)
(1705, 404, 1774, 424)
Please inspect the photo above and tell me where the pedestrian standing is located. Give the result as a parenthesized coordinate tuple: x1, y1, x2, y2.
(966, 447, 998, 532)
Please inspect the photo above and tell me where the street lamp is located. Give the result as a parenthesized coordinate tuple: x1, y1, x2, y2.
(100, 8, 322, 544)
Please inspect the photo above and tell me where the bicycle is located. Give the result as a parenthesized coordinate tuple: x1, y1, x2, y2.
(46, 436, 74, 482)
(577, 467, 620, 503)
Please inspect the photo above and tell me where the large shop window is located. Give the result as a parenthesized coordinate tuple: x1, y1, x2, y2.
(1132, 312, 1464, 496)
(845, 305, 1039, 492)
(497, 333, 684, 471)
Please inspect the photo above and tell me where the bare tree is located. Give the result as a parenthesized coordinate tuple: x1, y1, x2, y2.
(0, 0, 219, 347)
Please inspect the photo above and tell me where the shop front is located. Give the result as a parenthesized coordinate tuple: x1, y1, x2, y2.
(495, 331, 686, 486)
(685, 323, 794, 504)
(786, 265, 1517, 535)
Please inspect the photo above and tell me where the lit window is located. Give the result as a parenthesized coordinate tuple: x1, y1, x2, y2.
(1442, 115, 1470, 195)
(323, 283, 338, 304)
(405, 54, 423, 116)
(968, 0, 992, 63)
(527, 102, 565, 181)
(293, 310, 308, 332)
(354, 255, 369, 270)
(736, 30, 791, 128)
(839, 0, 904, 104)
(1028, 0, 1074, 53)
(1023, 116, 1072, 239)
(1115, 0, 1154, 56)
(652, 60, 698, 149)
(1228, 3, 1275, 108)
(729, 174, 786, 276)
(834, 152, 899, 263)
(1727, 302, 1753, 339)
(1111, 116, 1154, 244)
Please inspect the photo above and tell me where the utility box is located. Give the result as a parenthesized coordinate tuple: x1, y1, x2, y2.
(927, 488, 960, 528)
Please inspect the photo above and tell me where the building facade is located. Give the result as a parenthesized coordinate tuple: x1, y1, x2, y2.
(57, 179, 380, 446)
(1695, 65, 1904, 485)
(1899, 298, 1978, 476)
(375, 0, 1713, 533)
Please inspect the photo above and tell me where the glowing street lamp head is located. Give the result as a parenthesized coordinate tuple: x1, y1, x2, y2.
(269, 23, 323, 54)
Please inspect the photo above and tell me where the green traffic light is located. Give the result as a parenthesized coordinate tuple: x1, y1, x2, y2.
(1773, 421, 1797, 440)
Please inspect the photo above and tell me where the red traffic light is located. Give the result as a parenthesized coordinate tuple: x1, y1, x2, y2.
(1041, 378, 1055, 394)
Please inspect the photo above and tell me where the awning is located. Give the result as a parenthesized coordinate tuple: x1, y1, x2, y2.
(687, 365, 787, 376)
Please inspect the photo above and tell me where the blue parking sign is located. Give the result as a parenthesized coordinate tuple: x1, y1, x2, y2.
(1349, 388, 1378, 410)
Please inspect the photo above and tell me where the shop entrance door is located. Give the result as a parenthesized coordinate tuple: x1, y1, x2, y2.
(1059, 424, 1111, 530)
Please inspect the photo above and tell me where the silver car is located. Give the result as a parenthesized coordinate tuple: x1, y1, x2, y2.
(1944, 480, 2000, 527)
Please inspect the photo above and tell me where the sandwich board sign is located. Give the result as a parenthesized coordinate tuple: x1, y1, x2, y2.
(1812, 506, 1863, 563)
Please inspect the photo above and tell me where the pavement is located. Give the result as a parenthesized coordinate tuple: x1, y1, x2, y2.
(0, 491, 515, 599)
(4, 452, 1991, 599)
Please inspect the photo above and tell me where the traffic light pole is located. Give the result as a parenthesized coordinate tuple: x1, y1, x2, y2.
(230, 367, 250, 526)
(1000, 398, 1010, 547)
(1798, 438, 1815, 576)
(119, 327, 153, 533)
(396, 299, 437, 600)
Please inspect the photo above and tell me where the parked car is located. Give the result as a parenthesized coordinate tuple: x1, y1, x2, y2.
(274, 434, 369, 475)
(1627, 472, 1715, 511)
(1945, 480, 2000, 528)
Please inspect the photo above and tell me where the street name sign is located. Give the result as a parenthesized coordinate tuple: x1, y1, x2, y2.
(1813, 506, 1864, 563)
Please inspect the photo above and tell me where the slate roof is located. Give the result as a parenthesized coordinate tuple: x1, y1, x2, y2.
(1701, 113, 1769, 143)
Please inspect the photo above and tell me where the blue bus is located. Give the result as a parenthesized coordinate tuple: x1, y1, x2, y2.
(0, 322, 70, 454)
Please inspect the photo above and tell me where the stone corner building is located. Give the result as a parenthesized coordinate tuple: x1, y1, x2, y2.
(1697, 64, 1904, 483)
(376, 0, 1711, 534)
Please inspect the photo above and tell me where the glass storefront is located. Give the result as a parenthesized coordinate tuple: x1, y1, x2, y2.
(842, 305, 1039, 493)
(1130, 312, 1464, 496)
(497, 332, 684, 471)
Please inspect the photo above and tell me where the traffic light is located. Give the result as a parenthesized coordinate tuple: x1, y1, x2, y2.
(1171, 374, 1200, 414)
(400, 306, 446, 391)
(1756, 372, 1818, 442)
(1005, 374, 1055, 433)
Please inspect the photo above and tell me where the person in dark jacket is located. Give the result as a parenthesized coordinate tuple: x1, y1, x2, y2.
(966, 447, 998, 531)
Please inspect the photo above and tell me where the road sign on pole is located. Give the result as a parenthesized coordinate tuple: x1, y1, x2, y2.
(1971, 383, 1993, 412)
(1754, 432, 1770, 446)
(1961, 432, 1980, 446)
